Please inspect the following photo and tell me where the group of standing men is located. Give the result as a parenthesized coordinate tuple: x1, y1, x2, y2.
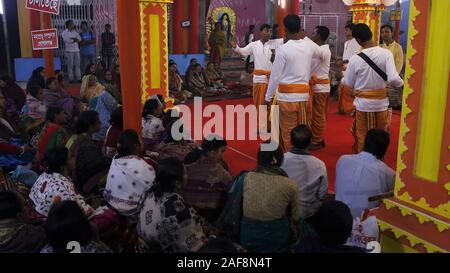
(233, 15, 404, 154)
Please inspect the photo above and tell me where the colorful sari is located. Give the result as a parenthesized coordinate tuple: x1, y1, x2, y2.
(92, 91, 118, 141)
(209, 30, 226, 65)
(36, 122, 69, 161)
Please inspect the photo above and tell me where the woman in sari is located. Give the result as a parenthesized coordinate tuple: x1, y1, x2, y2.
(26, 67, 46, 90)
(0, 191, 47, 253)
(36, 107, 69, 161)
(168, 61, 191, 104)
(104, 130, 155, 217)
(29, 147, 94, 218)
(21, 85, 47, 141)
(92, 89, 118, 142)
(209, 23, 226, 66)
(188, 64, 221, 97)
(182, 137, 232, 222)
(104, 107, 123, 157)
(43, 77, 76, 118)
(0, 76, 26, 114)
(142, 98, 164, 151)
(205, 62, 230, 94)
(137, 158, 209, 253)
(238, 143, 300, 253)
(69, 111, 111, 196)
(81, 75, 105, 108)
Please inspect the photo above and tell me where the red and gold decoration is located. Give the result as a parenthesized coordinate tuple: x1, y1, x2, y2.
(376, 0, 450, 253)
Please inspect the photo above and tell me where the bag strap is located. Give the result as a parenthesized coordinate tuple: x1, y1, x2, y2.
(358, 52, 388, 81)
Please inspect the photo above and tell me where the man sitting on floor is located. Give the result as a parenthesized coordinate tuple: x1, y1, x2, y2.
(335, 128, 395, 218)
(281, 125, 328, 220)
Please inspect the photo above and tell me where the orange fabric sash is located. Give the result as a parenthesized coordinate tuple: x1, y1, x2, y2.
(254, 69, 271, 76)
(309, 76, 331, 86)
(278, 84, 310, 94)
(355, 89, 388, 100)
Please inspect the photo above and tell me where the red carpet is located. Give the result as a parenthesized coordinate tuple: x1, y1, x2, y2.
(185, 97, 400, 192)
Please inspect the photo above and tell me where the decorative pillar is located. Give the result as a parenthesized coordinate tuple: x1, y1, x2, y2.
(29, 10, 42, 58)
(348, 0, 385, 43)
(375, 0, 450, 253)
(117, 0, 173, 132)
(188, 0, 199, 53)
(290, 0, 300, 16)
(16, 0, 32, 58)
(42, 13, 54, 78)
(277, 0, 288, 38)
(172, 0, 184, 54)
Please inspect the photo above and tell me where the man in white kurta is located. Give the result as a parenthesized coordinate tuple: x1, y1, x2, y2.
(335, 129, 395, 219)
(338, 23, 362, 114)
(233, 24, 284, 116)
(265, 15, 322, 152)
(342, 24, 403, 153)
(309, 26, 332, 150)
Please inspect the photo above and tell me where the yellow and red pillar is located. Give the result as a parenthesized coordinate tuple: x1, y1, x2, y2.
(390, 5, 402, 43)
(349, 0, 385, 43)
(117, 0, 173, 132)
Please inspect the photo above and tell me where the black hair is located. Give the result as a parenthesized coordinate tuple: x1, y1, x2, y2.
(45, 107, 64, 123)
(169, 59, 176, 67)
(190, 58, 198, 64)
(260, 24, 272, 32)
(315, 26, 330, 42)
(44, 146, 69, 174)
(27, 85, 42, 99)
(363, 129, 390, 160)
(80, 21, 88, 27)
(65, 20, 74, 29)
(197, 237, 239, 253)
(31, 67, 44, 78)
(110, 106, 123, 129)
(291, 125, 312, 150)
(283, 14, 301, 34)
(345, 23, 355, 32)
(142, 98, 161, 119)
(152, 158, 185, 199)
(74, 111, 99, 134)
(249, 25, 255, 31)
(257, 141, 284, 168)
(0, 191, 24, 220)
(46, 77, 58, 89)
(117, 129, 140, 157)
(105, 24, 111, 28)
(381, 24, 394, 33)
(184, 136, 227, 164)
(352, 23, 373, 43)
(44, 200, 93, 253)
(313, 201, 353, 246)
(84, 63, 96, 76)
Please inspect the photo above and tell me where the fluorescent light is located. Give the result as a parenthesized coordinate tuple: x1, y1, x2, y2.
(0, 0, 4, 15)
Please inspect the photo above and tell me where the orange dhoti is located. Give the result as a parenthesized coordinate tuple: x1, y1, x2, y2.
(277, 84, 310, 152)
(338, 84, 355, 114)
(352, 89, 391, 153)
(253, 70, 271, 131)
(311, 92, 330, 145)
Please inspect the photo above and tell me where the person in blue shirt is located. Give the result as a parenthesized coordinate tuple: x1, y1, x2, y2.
(79, 21, 96, 73)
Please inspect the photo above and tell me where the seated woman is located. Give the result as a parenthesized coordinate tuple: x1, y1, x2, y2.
(0, 92, 34, 171)
(43, 77, 76, 118)
(205, 62, 227, 90)
(239, 143, 300, 253)
(69, 111, 111, 196)
(157, 116, 198, 162)
(141, 98, 164, 151)
(168, 60, 191, 104)
(0, 76, 26, 118)
(29, 147, 94, 218)
(26, 67, 46, 90)
(0, 191, 47, 253)
(20, 85, 47, 141)
(104, 130, 155, 217)
(137, 158, 208, 253)
(36, 107, 69, 161)
(91, 89, 118, 142)
(96, 61, 107, 84)
(41, 200, 111, 253)
(103, 106, 123, 157)
(80, 75, 104, 107)
(182, 137, 232, 222)
(188, 64, 221, 97)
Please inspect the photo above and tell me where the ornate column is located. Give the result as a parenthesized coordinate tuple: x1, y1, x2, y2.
(349, 0, 385, 43)
(277, 0, 288, 38)
(390, 3, 401, 42)
(290, 0, 300, 16)
(117, 0, 173, 132)
(172, 0, 184, 54)
(376, 0, 450, 253)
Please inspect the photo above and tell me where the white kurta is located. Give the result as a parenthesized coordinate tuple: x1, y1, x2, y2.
(342, 38, 361, 80)
(234, 39, 284, 84)
(311, 44, 332, 93)
(342, 46, 404, 112)
(61, 29, 81, 52)
(281, 152, 329, 219)
(265, 39, 322, 103)
(335, 152, 396, 219)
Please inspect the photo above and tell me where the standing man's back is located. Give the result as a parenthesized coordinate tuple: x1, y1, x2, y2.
(335, 129, 395, 218)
